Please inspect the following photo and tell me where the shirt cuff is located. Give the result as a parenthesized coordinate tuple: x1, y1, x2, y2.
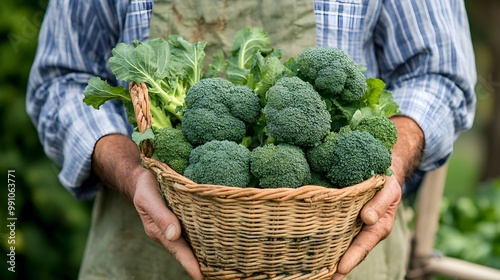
(57, 91, 133, 200)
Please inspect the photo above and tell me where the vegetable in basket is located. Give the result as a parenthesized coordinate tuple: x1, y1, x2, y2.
(261, 76, 332, 147)
(183, 140, 251, 187)
(181, 77, 261, 146)
(81, 26, 401, 190)
(295, 47, 367, 102)
(249, 143, 311, 189)
(153, 127, 193, 174)
(82, 35, 206, 172)
(307, 127, 393, 188)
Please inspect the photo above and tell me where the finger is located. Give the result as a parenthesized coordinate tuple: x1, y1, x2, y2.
(332, 211, 396, 279)
(163, 236, 204, 280)
(360, 175, 401, 225)
(134, 170, 204, 279)
(134, 170, 182, 241)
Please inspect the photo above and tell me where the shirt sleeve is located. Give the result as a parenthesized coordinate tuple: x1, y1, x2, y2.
(374, 0, 477, 171)
(26, 0, 133, 200)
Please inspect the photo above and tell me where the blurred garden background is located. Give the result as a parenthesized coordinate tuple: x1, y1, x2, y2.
(1, 1, 499, 279)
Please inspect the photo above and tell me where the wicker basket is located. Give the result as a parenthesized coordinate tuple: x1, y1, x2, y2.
(130, 82, 386, 280)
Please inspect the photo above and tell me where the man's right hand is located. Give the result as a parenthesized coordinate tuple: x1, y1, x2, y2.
(92, 134, 204, 280)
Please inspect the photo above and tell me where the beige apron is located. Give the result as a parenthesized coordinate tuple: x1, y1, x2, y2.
(78, 1, 407, 279)
(149, 0, 317, 60)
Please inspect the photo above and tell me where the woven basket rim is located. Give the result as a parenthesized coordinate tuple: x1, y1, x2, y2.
(143, 155, 386, 202)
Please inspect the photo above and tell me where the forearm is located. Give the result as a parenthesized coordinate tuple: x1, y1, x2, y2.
(389, 115, 424, 186)
(91, 134, 145, 200)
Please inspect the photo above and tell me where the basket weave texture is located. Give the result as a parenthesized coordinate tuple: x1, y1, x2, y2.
(131, 82, 386, 280)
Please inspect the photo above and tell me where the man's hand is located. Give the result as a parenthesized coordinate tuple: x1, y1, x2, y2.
(332, 116, 424, 279)
(92, 134, 204, 280)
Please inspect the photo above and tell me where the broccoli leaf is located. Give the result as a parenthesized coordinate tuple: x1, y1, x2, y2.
(378, 89, 401, 117)
(230, 27, 271, 69)
(168, 35, 206, 86)
(226, 27, 271, 85)
(109, 39, 169, 83)
(83, 77, 130, 109)
(205, 49, 227, 78)
(360, 78, 400, 117)
(363, 78, 386, 105)
(132, 127, 155, 146)
(254, 56, 292, 96)
(331, 77, 401, 129)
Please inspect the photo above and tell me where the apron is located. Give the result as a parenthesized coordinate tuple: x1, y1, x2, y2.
(78, 1, 407, 279)
(149, 0, 317, 60)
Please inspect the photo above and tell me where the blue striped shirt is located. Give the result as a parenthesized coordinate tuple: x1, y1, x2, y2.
(27, 0, 476, 199)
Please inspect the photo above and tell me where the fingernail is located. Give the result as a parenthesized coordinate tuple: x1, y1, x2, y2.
(165, 224, 177, 240)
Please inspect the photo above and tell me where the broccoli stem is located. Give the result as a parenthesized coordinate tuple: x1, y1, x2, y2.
(150, 105, 172, 129)
(146, 79, 184, 120)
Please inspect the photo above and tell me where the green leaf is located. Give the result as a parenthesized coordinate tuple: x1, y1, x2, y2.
(363, 78, 386, 105)
(109, 42, 157, 83)
(82, 77, 130, 109)
(226, 67, 250, 85)
(144, 38, 170, 80)
(230, 27, 271, 69)
(254, 56, 291, 95)
(132, 127, 155, 146)
(226, 27, 271, 85)
(168, 35, 206, 86)
(108, 38, 170, 84)
(379, 89, 401, 117)
(206, 49, 227, 78)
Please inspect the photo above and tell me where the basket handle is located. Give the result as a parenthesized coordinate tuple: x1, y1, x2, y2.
(129, 82, 154, 157)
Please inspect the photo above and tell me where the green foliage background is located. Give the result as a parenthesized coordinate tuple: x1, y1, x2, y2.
(0, 1, 92, 279)
(0, 0, 498, 279)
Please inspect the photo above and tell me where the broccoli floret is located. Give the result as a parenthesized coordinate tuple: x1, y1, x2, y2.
(182, 106, 247, 145)
(353, 116, 398, 150)
(183, 140, 251, 187)
(153, 127, 193, 174)
(306, 132, 338, 173)
(262, 76, 331, 147)
(296, 47, 367, 102)
(250, 143, 311, 188)
(182, 77, 261, 145)
(309, 172, 335, 188)
(326, 130, 392, 188)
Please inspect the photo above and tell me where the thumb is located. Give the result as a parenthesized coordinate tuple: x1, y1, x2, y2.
(360, 175, 401, 225)
(134, 169, 182, 242)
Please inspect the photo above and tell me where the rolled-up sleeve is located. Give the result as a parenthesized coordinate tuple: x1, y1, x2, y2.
(26, 0, 133, 199)
(375, 0, 477, 171)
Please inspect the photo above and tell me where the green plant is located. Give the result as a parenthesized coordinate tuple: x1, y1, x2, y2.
(183, 140, 251, 187)
(307, 128, 392, 188)
(181, 77, 260, 146)
(436, 179, 500, 269)
(250, 143, 311, 189)
(262, 76, 332, 147)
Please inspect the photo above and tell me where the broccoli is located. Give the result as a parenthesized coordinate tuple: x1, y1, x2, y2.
(295, 47, 366, 102)
(324, 129, 392, 188)
(84, 36, 206, 129)
(250, 143, 311, 188)
(306, 132, 338, 173)
(262, 76, 331, 147)
(353, 116, 398, 150)
(153, 127, 193, 174)
(183, 140, 251, 187)
(309, 172, 335, 188)
(182, 77, 261, 145)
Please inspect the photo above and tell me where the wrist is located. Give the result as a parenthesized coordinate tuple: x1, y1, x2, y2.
(91, 134, 144, 200)
(389, 116, 424, 185)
